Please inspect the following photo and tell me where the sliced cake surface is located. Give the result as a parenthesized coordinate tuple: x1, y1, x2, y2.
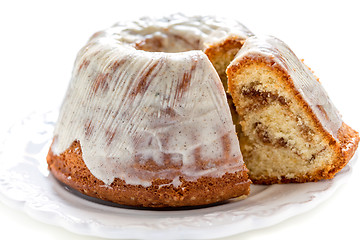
(227, 35, 359, 184)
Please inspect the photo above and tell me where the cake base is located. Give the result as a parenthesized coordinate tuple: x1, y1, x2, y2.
(47, 141, 251, 208)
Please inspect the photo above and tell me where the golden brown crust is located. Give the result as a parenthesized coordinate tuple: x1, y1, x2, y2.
(205, 36, 245, 60)
(205, 37, 245, 88)
(227, 56, 359, 184)
(332, 122, 359, 174)
(47, 140, 251, 207)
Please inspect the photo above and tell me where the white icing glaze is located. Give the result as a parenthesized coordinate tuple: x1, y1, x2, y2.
(231, 35, 343, 139)
(103, 14, 253, 52)
(52, 14, 251, 186)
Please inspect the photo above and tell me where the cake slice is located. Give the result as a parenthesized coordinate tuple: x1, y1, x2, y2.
(227, 35, 359, 184)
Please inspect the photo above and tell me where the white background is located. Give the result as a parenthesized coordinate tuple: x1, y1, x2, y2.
(0, 0, 359, 239)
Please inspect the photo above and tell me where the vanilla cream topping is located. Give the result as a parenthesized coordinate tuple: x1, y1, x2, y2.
(231, 35, 343, 139)
(52, 14, 251, 186)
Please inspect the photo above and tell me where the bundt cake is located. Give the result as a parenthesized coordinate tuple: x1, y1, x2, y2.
(47, 14, 359, 207)
(46, 14, 253, 207)
(227, 35, 359, 184)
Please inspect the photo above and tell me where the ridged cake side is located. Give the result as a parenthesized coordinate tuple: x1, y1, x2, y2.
(47, 14, 253, 207)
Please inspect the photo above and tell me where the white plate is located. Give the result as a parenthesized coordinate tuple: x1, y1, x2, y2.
(0, 111, 355, 240)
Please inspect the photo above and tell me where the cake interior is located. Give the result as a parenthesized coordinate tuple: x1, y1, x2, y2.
(227, 61, 341, 183)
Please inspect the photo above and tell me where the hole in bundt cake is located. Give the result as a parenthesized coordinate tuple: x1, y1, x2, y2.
(134, 33, 203, 53)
